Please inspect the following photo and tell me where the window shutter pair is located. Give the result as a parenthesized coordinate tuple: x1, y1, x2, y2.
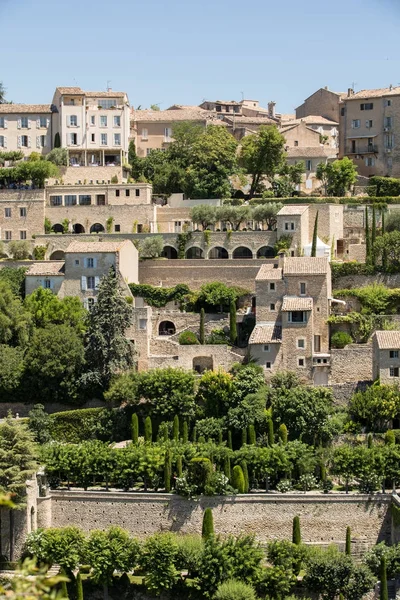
(36, 136, 40, 149)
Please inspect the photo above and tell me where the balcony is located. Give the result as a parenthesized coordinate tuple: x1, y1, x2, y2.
(347, 145, 378, 154)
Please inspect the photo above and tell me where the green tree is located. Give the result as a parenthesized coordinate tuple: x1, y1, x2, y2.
(252, 202, 282, 230)
(131, 413, 139, 444)
(241, 460, 249, 493)
(45, 148, 68, 166)
(374, 230, 400, 271)
(139, 236, 164, 258)
(372, 204, 377, 267)
(275, 162, 305, 197)
(144, 416, 152, 442)
(8, 240, 30, 260)
(135, 368, 196, 418)
(202, 508, 214, 539)
(311, 211, 319, 257)
(231, 465, 245, 493)
(240, 126, 286, 198)
(292, 516, 301, 545)
(197, 370, 234, 418)
(25, 288, 86, 334)
(173, 414, 180, 441)
(380, 555, 388, 600)
(0, 345, 24, 398)
(0, 281, 31, 346)
(83, 267, 134, 390)
(182, 420, 188, 443)
(224, 456, 231, 479)
(104, 371, 138, 405)
(164, 448, 172, 492)
(316, 157, 357, 196)
(199, 307, 205, 344)
(190, 205, 217, 230)
(278, 423, 288, 444)
(27, 404, 52, 444)
(365, 206, 371, 264)
(76, 571, 83, 600)
(348, 385, 400, 432)
(25, 526, 85, 576)
(267, 419, 274, 446)
(0, 267, 27, 298)
(54, 132, 61, 148)
(142, 533, 179, 596)
(303, 548, 353, 600)
(216, 205, 251, 231)
(248, 424, 256, 445)
(229, 300, 237, 344)
(345, 526, 351, 556)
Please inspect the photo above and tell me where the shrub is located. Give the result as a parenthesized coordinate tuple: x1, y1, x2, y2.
(179, 330, 199, 345)
(139, 236, 164, 259)
(214, 580, 256, 600)
(202, 508, 214, 539)
(111, 175, 118, 184)
(331, 331, 353, 349)
(188, 457, 212, 490)
(33, 245, 47, 260)
(8, 240, 30, 260)
(292, 516, 301, 545)
(231, 465, 245, 493)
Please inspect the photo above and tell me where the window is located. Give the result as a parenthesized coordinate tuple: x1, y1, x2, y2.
(100, 116, 107, 127)
(390, 350, 399, 358)
(21, 117, 28, 128)
(297, 339, 305, 349)
(365, 157, 375, 167)
(91, 133, 95, 143)
(114, 224, 121, 232)
(75, 259, 80, 266)
(314, 335, 321, 353)
(270, 303, 276, 311)
(115, 189, 120, 197)
(114, 133, 121, 145)
(352, 119, 360, 128)
(4, 208, 11, 218)
(126, 189, 130, 197)
(306, 159, 312, 171)
(21, 135, 28, 147)
(289, 311, 306, 323)
(20, 231, 27, 242)
(263, 345, 270, 352)
(113, 115, 121, 127)
(69, 133, 77, 145)
(266, 361, 271, 369)
(139, 318, 147, 330)
(90, 115, 95, 125)
(87, 258, 94, 268)
(0, 135, 5, 147)
(135, 189, 140, 197)
(340, 107, 345, 116)
(146, 148, 152, 156)
(39, 135, 46, 147)
(98, 99, 118, 109)
(360, 103, 373, 110)
(0, 117, 5, 128)
(385, 134, 394, 149)
(79, 195, 91, 205)
(384, 116, 393, 128)
(298, 358, 305, 367)
(269, 282, 275, 291)
(101, 133, 107, 145)
(69, 115, 77, 127)
(87, 297, 95, 310)
(300, 282, 306, 295)
(19, 207, 26, 217)
(366, 120, 373, 128)
(284, 222, 295, 231)
(294, 140, 298, 146)
(390, 367, 399, 377)
(87, 276, 95, 289)
(4, 231, 11, 241)
(141, 128, 148, 140)
(39, 116, 47, 127)
(385, 99, 392, 107)
(64, 195, 77, 206)
(164, 127, 172, 141)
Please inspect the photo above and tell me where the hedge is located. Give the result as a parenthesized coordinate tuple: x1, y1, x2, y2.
(49, 407, 130, 443)
(250, 196, 400, 206)
(369, 176, 400, 197)
(331, 262, 377, 281)
(129, 283, 190, 308)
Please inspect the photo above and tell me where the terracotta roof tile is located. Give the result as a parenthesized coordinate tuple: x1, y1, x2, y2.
(282, 115, 339, 126)
(249, 323, 282, 344)
(0, 104, 52, 114)
(374, 330, 400, 349)
(56, 87, 126, 98)
(286, 146, 338, 159)
(346, 87, 400, 99)
(66, 240, 133, 253)
(283, 257, 329, 275)
(256, 265, 282, 281)
(224, 116, 276, 125)
(281, 296, 313, 311)
(278, 205, 309, 216)
(131, 108, 215, 122)
(26, 261, 65, 276)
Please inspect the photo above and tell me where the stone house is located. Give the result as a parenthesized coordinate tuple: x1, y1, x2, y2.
(250, 256, 331, 385)
(296, 86, 346, 122)
(0, 104, 53, 157)
(372, 330, 400, 384)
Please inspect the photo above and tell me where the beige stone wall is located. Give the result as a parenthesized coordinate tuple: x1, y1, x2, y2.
(277, 210, 309, 251)
(148, 343, 241, 371)
(296, 88, 341, 122)
(0, 190, 45, 242)
(0, 111, 52, 157)
(344, 207, 365, 228)
(334, 273, 400, 290)
(283, 121, 320, 147)
(48, 166, 124, 186)
(255, 278, 285, 322)
(46, 183, 152, 206)
(347, 243, 366, 262)
(330, 344, 373, 384)
(308, 204, 344, 250)
(374, 345, 400, 385)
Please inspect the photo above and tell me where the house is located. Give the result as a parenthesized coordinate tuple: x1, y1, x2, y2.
(372, 330, 400, 384)
(339, 86, 400, 178)
(296, 86, 346, 122)
(250, 255, 331, 385)
(0, 104, 52, 157)
(25, 261, 65, 296)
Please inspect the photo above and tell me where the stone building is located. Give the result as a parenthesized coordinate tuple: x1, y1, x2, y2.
(0, 104, 53, 157)
(372, 330, 400, 384)
(250, 256, 332, 385)
(296, 86, 346, 122)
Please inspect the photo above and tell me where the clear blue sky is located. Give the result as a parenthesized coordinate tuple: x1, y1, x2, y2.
(1, 0, 399, 113)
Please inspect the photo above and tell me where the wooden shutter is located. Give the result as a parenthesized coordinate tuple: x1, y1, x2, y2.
(36, 119, 40, 128)
(28, 136, 31, 148)
(81, 276, 87, 291)
(36, 136, 40, 149)
(95, 276, 100, 289)
(17, 136, 21, 148)
(3, 137, 7, 148)
(17, 119, 21, 129)
(4, 118, 7, 129)
(46, 118, 50, 128)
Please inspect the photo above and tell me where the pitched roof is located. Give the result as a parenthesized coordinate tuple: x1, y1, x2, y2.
(0, 104, 52, 114)
(283, 257, 329, 275)
(26, 261, 65, 276)
(346, 87, 400, 100)
(66, 240, 133, 253)
(279, 113, 296, 122)
(286, 146, 338, 159)
(281, 296, 313, 311)
(249, 323, 282, 344)
(56, 87, 125, 98)
(278, 205, 309, 216)
(131, 107, 215, 122)
(56, 87, 84, 95)
(256, 265, 282, 281)
(282, 115, 339, 126)
(224, 116, 276, 125)
(374, 330, 400, 349)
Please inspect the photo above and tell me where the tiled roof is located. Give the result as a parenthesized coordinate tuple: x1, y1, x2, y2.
(0, 104, 52, 114)
(66, 240, 133, 253)
(281, 296, 313, 311)
(286, 146, 338, 159)
(279, 113, 296, 122)
(256, 265, 282, 281)
(131, 108, 215, 122)
(346, 87, 400, 100)
(282, 115, 339, 126)
(249, 323, 282, 344)
(56, 87, 125, 98)
(284, 257, 329, 275)
(278, 205, 309, 216)
(26, 261, 65, 276)
(374, 330, 400, 349)
(224, 116, 276, 125)
(56, 87, 84, 95)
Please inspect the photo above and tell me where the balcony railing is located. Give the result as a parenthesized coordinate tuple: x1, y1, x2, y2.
(347, 145, 378, 154)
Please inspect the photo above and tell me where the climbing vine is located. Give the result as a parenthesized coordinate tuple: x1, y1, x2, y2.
(176, 232, 192, 259)
(129, 283, 190, 307)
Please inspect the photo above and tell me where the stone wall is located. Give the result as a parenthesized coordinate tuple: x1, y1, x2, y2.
(335, 273, 400, 290)
(48, 166, 124, 186)
(330, 344, 373, 385)
(0, 399, 106, 419)
(148, 343, 242, 371)
(36, 490, 391, 551)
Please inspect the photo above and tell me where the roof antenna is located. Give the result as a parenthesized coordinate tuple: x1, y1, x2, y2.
(106, 80, 112, 92)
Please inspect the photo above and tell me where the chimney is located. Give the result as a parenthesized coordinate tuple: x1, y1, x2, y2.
(389, 84, 393, 91)
(268, 101, 276, 118)
(324, 86, 328, 90)
(347, 88, 354, 97)
(278, 251, 285, 269)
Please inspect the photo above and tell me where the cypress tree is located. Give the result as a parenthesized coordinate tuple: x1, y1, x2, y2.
(229, 300, 237, 345)
(241, 427, 247, 447)
(248, 424, 256, 445)
(176, 455, 183, 478)
(278, 423, 288, 444)
(292, 515, 301, 545)
(380, 556, 388, 600)
(365, 206, 371, 264)
(163, 423, 169, 442)
(227, 430, 233, 450)
(320, 462, 326, 483)
(224, 456, 231, 480)
(76, 572, 83, 600)
(311, 211, 319, 257)
(60, 569, 69, 599)
(381, 209, 388, 271)
(231, 465, 245, 493)
(199, 308, 205, 344)
(131, 413, 139, 444)
(345, 526, 351, 556)
(367, 433, 373, 448)
(144, 416, 152, 442)
(173, 415, 179, 442)
(182, 420, 188, 443)
(54, 132, 61, 148)
(218, 430, 223, 445)
(372, 204, 377, 266)
(202, 508, 214, 539)
(192, 426, 197, 443)
(241, 460, 249, 493)
(164, 449, 172, 492)
(198, 435, 205, 444)
(268, 419, 274, 446)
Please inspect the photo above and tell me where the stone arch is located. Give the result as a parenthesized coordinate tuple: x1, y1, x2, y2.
(50, 250, 65, 260)
(73, 223, 85, 234)
(161, 245, 178, 259)
(158, 321, 176, 336)
(232, 246, 253, 259)
(185, 246, 204, 259)
(52, 223, 64, 234)
(90, 222, 105, 234)
(208, 246, 229, 259)
(256, 245, 275, 258)
(193, 356, 214, 374)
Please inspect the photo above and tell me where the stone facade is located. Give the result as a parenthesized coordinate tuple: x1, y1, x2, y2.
(372, 331, 400, 384)
(0, 190, 45, 241)
(296, 87, 344, 122)
(330, 344, 373, 384)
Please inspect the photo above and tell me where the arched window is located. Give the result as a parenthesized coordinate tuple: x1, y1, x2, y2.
(158, 321, 176, 335)
(185, 247, 204, 259)
(232, 246, 253, 259)
(50, 250, 65, 260)
(257, 246, 275, 258)
(208, 246, 229, 259)
(73, 223, 85, 234)
(161, 246, 178, 259)
(52, 224, 64, 234)
(90, 223, 105, 233)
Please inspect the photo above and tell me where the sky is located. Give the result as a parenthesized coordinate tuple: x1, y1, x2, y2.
(1, 0, 400, 114)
